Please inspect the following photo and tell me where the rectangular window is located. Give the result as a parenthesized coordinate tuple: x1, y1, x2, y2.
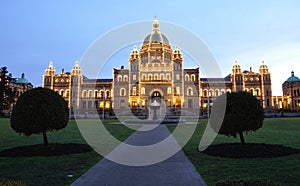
(176, 87, 180, 95)
(133, 87, 136, 95)
(120, 100, 125, 108)
(82, 101, 86, 109)
(188, 99, 193, 108)
(88, 101, 92, 108)
(176, 74, 180, 80)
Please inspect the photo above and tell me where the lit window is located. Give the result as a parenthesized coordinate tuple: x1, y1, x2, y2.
(167, 87, 172, 94)
(133, 87, 136, 95)
(120, 88, 126, 96)
(176, 87, 180, 95)
(141, 88, 145, 95)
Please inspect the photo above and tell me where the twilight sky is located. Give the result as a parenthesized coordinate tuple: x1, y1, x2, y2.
(1, 0, 300, 95)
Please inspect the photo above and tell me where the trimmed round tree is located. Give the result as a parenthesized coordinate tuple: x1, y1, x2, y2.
(210, 91, 264, 146)
(10, 87, 69, 146)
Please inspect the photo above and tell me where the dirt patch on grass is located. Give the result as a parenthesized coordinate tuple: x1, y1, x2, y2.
(201, 143, 300, 158)
(0, 143, 93, 157)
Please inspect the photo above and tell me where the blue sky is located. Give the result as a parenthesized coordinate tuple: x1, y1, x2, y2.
(1, 0, 300, 95)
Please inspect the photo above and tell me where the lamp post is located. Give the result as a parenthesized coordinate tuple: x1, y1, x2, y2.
(207, 84, 210, 118)
(102, 86, 106, 119)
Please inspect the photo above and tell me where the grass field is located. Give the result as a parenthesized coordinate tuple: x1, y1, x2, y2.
(168, 118, 300, 185)
(1, 118, 299, 185)
(0, 118, 135, 186)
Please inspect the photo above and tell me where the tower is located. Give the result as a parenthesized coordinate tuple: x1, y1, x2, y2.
(259, 61, 272, 110)
(129, 45, 140, 108)
(231, 60, 243, 92)
(43, 61, 56, 89)
(70, 61, 82, 110)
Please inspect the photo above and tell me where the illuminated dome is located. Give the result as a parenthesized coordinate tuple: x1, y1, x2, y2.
(286, 71, 300, 82)
(259, 61, 268, 70)
(232, 60, 241, 69)
(142, 16, 170, 45)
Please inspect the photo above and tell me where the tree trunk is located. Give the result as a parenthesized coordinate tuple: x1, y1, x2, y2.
(43, 131, 48, 147)
(238, 131, 245, 146)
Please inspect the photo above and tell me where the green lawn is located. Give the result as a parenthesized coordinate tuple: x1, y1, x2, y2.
(168, 118, 300, 186)
(1, 118, 300, 185)
(0, 118, 135, 186)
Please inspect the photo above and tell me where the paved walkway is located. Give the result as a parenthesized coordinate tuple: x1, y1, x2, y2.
(71, 125, 207, 186)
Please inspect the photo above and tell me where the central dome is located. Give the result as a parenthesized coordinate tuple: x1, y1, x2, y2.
(142, 17, 170, 45)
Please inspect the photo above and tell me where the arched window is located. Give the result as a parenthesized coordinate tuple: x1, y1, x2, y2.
(191, 74, 196, 82)
(160, 74, 164, 80)
(185, 74, 190, 81)
(94, 90, 98, 98)
(88, 90, 92, 98)
(215, 89, 219, 97)
(124, 75, 128, 82)
(256, 88, 260, 96)
(166, 74, 170, 81)
(82, 90, 87, 98)
(221, 89, 226, 94)
(245, 88, 249, 92)
(187, 87, 193, 96)
(226, 89, 231, 93)
(154, 74, 158, 80)
(209, 90, 214, 97)
(117, 75, 122, 82)
(167, 87, 172, 94)
(250, 88, 254, 95)
(120, 88, 126, 96)
(60, 89, 65, 97)
(106, 90, 110, 98)
(142, 74, 146, 80)
(141, 87, 145, 95)
(203, 89, 208, 97)
(148, 74, 152, 80)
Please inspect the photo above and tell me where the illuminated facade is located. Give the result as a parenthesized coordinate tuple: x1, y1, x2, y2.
(42, 17, 274, 117)
(275, 71, 300, 110)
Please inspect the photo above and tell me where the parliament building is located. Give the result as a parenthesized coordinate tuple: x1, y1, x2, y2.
(42, 17, 275, 118)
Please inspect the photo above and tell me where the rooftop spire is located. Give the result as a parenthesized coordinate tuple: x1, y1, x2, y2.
(152, 16, 159, 32)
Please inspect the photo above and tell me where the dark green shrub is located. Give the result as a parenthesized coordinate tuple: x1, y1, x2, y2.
(211, 91, 264, 145)
(10, 87, 69, 146)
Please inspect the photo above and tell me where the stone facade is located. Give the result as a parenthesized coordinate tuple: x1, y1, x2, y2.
(42, 17, 275, 117)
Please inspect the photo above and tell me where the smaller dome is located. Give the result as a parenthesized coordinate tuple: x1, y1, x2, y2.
(259, 61, 268, 69)
(232, 60, 241, 69)
(16, 73, 29, 84)
(286, 71, 300, 82)
(73, 61, 81, 70)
